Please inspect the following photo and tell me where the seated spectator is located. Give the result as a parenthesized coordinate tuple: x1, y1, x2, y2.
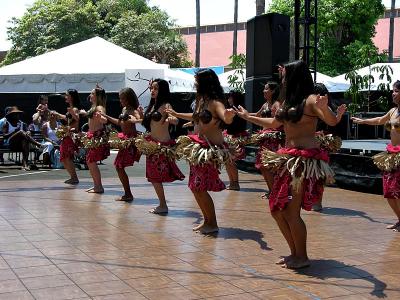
(2, 106, 42, 170)
(0, 107, 12, 163)
(32, 95, 49, 131)
(41, 111, 60, 167)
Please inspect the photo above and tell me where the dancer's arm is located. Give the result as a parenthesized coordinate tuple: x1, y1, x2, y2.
(351, 109, 393, 126)
(164, 107, 193, 121)
(213, 101, 235, 124)
(163, 104, 179, 125)
(94, 106, 108, 124)
(235, 105, 282, 128)
(313, 95, 346, 126)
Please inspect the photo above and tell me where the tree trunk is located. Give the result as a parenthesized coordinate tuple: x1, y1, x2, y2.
(233, 0, 238, 56)
(195, 0, 201, 67)
(388, 0, 396, 62)
(256, 0, 265, 16)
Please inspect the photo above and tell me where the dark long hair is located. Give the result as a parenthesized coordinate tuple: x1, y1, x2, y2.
(394, 80, 400, 90)
(266, 81, 280, 103)
(142, 79, 171, 131)
(66, 89, 80, 108)
(276, 60, 314, 123)
(227, 90, 245, 108)
(194, 69, 225, 110)
(119, 87, 139, 109)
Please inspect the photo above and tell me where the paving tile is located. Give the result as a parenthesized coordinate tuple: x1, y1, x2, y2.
(21, 274, 74, 290)
(78, 280, 134, 297)
(29, 285, 88, 300)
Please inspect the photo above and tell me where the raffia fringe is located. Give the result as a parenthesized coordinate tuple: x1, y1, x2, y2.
(135, 134, 176, 159)
(55, 125, 73, 140)
(316, 133, 342, 153)
(248, 131, 285, 145)
(80, 132, 109, 149)
(373, 151, 400, 172)
(223, 134, 251, 147)
(261, 150, 335, 191)
(108, 131, 137, 150)
(175, 135, 238, 168)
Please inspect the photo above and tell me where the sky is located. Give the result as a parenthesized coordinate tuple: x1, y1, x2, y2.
(0, 0, 396, 51)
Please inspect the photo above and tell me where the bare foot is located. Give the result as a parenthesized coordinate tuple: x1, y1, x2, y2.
(86, 187, 94, 192)
(226, 182, 240, 191)
(275, 255, 294, 265)
(149, 206, 168, 214)
(192, 223, 205, 231)
(64, 178, 79, 185)
(197, 224, 219, 234)
(386, 221, 400, 229)
(284, 258, 310, 269)
(87, 187, 104, 194)
(261, 191, 270, 199)
(115, 195, 134, 202)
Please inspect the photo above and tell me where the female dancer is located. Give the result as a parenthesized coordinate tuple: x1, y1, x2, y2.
(136, 79, 184, 214)
(236, 60, 343, 268)
(53, 89, 80, 184)
(352, 80, 400, 231)
(102, 88, 142, 202)
(81, 86, 110, 193)
(167, 69, 236, 234)
(250, 82, 284, 197)
(224, 91, 248, 190)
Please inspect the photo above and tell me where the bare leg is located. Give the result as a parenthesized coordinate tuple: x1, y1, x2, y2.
(192, 191, 218, 234)
(386, 198, 400, 229)
(271, 210, 296, 264)
(149, 182, 168, 213)
(86, 161, 104, 193)
(192, 190, 208, 230)
(225, 162, 240, 190)
(115, 167, 133, 201)
(62, 158, 79, 184)
(282, 187, 310, 269)
(21, 139, 30, 169)
(260, 167, 274, 192)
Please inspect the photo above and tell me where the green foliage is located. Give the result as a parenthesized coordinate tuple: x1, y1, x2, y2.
(110, 8, 191, 67)
(2, 0, 191, 68)
(227, 53, 246, 92)
(344, 44, 393, 114)
(268, 0, 385, 76)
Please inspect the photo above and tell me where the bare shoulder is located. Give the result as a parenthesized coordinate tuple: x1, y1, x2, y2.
(305, 94, 317, 106)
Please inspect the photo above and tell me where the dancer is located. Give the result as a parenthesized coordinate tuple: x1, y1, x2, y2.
(167, 69, 236, 234)
(312, 83, 346, 211)
(136, 79, 184, 214)
(249, 81, 284, 197)
(352, 80, 400, 231)
(53, 89, 81, 184)
(103, 88, 142, 202)
(236, 60, 343, 268)
(224, 91, 249, 190)
(80, 86, 110, 193)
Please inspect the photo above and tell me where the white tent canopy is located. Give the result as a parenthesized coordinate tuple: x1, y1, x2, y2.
(218, 69, 350, 93)
(0, 37, 194, 93)
(334, 63, 400, 91)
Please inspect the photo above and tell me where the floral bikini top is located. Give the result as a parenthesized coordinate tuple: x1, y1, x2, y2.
(384, 108, 400, 132)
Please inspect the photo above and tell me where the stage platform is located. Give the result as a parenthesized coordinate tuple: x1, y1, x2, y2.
(341, 139, 390, 153)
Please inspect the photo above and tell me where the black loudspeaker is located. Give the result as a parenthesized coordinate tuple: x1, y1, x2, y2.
(246, 13, 290, 78)
(245, 13, 290, 114)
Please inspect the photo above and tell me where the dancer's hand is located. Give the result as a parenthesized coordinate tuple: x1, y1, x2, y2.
(224, 108, 236, 122)
(164, 107, 177, 117)
(316, 94, 328, 109)
(234, 105, 249, 119)
(137, 106, 144, 118)
(336, 104, 347, 121)
(351, 117, 364, 124)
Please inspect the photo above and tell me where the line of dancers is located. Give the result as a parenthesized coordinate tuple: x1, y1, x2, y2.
(50, 60, 400, 269)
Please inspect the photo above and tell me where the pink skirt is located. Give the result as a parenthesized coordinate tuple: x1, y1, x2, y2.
(382, 144, 400, 199)
(145, 137, 184, 183)
(60, 136, 77, 161)
(189, 164, 226, 192)
(114, 133, 141, 169)
(269, 148, 328, 212)
(85, 130, 110, 163)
